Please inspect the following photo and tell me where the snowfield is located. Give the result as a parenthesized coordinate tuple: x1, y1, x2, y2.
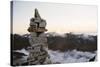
(14, 49, 97, 64)
(48, 50, 97, 63)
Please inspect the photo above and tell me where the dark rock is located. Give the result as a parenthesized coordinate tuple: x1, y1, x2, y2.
(89, 56, 96, 62)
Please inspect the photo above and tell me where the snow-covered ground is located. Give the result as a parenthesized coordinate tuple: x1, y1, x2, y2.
(48, 50, 97, 63)
(14, 49, 97, 64)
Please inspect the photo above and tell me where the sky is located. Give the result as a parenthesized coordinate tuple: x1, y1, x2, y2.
(12, 1, 97, 34)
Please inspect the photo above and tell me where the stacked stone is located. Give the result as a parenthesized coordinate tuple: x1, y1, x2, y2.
(27, 8, 51, 65)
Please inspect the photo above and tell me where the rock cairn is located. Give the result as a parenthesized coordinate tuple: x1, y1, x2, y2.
(27, 8, 51, 65)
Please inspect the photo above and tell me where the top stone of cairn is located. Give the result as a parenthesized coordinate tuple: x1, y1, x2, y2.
(28, 8, 47, 32)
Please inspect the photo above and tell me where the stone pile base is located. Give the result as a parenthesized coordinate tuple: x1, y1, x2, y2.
(27, 34, 51, 65)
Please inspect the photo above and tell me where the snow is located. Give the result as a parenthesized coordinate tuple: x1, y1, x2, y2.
(14, 49, 97, 64)
(48, 49, 96, 63)
(14, 48, 29, 56)
(73, 32, 97, 36)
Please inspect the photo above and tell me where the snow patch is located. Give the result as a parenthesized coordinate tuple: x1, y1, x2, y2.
(48, 50, 96, 63)
(15, 48, 29, 56)
(14, 49, 97, 64)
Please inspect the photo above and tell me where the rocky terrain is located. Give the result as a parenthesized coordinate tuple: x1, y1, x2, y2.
(11, 32, 97, 51)
(11, 32, 97, 66)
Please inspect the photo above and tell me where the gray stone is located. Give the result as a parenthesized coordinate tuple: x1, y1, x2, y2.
(27, 8, 51, 65)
